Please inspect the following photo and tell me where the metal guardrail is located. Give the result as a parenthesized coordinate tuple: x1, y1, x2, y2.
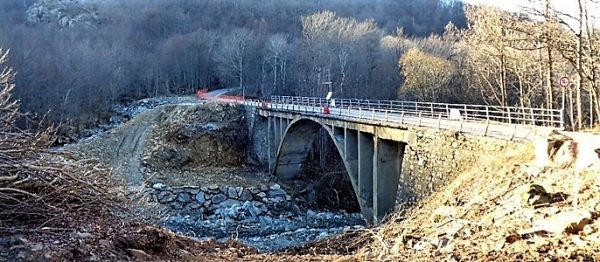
(268, 96, 564, 129)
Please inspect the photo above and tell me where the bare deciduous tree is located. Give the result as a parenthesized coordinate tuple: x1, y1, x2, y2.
(215, 28, 254, 96)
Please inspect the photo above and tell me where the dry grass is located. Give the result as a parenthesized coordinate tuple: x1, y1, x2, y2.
(585, 125, 600, 134)
(358, 142, 600, 261)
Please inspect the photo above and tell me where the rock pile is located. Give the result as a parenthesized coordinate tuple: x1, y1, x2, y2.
(151, 183, 293, 221)
(147, 182, 365, 251)
(26, 0, 102, 28)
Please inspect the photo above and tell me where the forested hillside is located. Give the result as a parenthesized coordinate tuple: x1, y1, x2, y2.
(0, 0, 465, 131)
(1, 0, 599, 131)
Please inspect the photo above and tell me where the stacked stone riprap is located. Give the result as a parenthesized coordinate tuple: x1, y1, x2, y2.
(146, 182, 365, 252)
(151, 183, 292, 222)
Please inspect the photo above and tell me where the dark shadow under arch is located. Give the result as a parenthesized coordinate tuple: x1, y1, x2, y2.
(274, 119, 361, 210)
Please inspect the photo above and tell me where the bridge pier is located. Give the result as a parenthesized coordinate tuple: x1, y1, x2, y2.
(343, 128, 359, 191)
(373, 138, 404, 224)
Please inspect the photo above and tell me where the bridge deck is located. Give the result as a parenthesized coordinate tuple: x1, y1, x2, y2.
(246, 100, 558, 141)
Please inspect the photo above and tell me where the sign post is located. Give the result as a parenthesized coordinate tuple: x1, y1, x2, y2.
(559, 76, 570, 111)
(559, 76, 571, 129)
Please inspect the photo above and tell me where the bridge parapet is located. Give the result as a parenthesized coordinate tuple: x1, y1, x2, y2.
(245, 96, 562, 141)
(270, 96, 563, 128)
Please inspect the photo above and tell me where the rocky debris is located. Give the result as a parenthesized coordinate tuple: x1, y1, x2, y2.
(73, 97, 203, 143)
(147, 182, 364, 251)
(142, 103, 248, 170)
(533, 210, 595, 235)
(520, 184, 554, 207)
(535, 131, 600, 171)
(26, 0, 103, 28)
(127, 248, 152, 260)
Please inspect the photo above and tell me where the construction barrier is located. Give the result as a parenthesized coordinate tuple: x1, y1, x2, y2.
(196, 89, 245, 104)
(261, 101, 269, 109)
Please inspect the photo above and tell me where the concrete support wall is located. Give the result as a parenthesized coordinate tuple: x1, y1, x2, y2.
(373, 138, 405, 224)
(273, 120, 322, 179)
(267, 116, 273, 172)
(245, 106, 270, 168)
(357, 131, 374, 222)
(344, 128, 359, 191)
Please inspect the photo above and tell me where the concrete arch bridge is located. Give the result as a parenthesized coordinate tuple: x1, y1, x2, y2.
(248, 96, 562, 224)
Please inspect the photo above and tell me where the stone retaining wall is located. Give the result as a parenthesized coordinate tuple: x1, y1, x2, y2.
(151, 183, 292, 222)
(398, 129, 527, 206)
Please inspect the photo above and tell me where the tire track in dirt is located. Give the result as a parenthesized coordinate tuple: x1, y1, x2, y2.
(115, 110, 164, 185)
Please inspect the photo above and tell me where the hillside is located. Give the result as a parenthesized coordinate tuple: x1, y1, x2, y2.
(355, 134, 600, 261)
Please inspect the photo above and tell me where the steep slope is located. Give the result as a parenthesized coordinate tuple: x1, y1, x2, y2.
(357, 134, 600, 261)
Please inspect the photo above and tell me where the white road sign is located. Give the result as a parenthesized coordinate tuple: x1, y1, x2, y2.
(559, 76, 571, 88)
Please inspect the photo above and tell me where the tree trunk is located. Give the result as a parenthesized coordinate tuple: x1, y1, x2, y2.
(545, 0, 554, 110)
(576, 0, 584, 130)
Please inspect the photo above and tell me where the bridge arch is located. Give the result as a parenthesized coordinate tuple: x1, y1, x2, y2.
(274, 119, 347, 179)
(273, 118, 364, 212)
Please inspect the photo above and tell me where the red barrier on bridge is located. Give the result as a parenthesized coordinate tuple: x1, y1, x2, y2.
(323, 106, 330, 115)
(196, 89, 245, 104)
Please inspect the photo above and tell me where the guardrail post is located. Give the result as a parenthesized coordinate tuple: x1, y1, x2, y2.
(463, 105, 468, 120)
(445, 104, 449, 117)
(401, 111, 405, 124)
(359, 107, 362, 118)
(401, 101, 404, 112)
(385, 110, 389, 122)
(437, 113, 442, 129)
(430, 104, 434, 117)
(418, 112, 422, 127)
(371, 109, 375, 120)
(559, 108, 564, 129)
(530, 108, 535, 125)
(486, 106, 490, 121)
(484, 120, 490, 136)
(507, 108, 512, 124)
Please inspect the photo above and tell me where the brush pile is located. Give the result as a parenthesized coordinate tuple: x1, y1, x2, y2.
(0, 50, 112, 228)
